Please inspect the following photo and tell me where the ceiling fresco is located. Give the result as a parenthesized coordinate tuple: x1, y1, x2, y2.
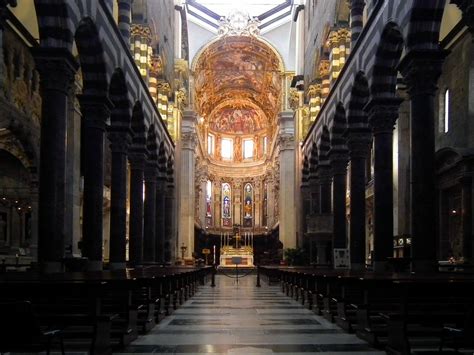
(193, 35, 282, 135)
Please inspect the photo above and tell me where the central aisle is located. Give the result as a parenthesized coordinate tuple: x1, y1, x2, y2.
(120, 274, 384, 354)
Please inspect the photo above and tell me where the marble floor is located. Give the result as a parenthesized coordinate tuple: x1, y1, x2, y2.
(118, 273, 384, 355)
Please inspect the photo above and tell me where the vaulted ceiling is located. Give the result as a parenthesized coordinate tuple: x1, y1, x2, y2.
(193, 35, 282, 135)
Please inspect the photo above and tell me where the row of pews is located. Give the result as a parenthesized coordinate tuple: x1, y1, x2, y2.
(259, 266, 474, 355)
(0, 265, 213, 354)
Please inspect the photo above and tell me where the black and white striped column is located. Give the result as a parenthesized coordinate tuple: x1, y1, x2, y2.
(350, 0, 365, 46)
(117, 0, 132, 43)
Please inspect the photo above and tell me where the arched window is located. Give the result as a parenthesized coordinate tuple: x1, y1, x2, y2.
(221, 138, 233, 160)
(222, 183, 232, 226)
(207, 134, 214, 155)
(243, 139, 253, 159)
(206, 180, 212, 226)
(444, 89, 450, 133)
(439, 88, 450, 133)
(243, 183, 253, 227)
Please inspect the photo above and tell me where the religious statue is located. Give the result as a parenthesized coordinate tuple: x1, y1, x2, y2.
(244, 200, 252, 218)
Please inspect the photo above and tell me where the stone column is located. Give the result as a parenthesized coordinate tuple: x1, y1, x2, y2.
(78, 94, 112, 271)
(178, 110, 197, 259)
(349, 0, 365, 46)
(143, 163, 158, 262)
(108, 130, 132, 269)
(128, 152, 146, 266)
(365, 97, 402, 272)
(165, 167, 175, 263)
(330, 160, 348, 250)
(117, 0, 132, 43)
(155, 178, 166, 263)
(294, 4, 305, 76)
(28, 178, 39, 260)
(347, 135, 371, 270)
(32, 48, 78, 272)
(461, 176, 473, 261)
(399, 50, 445, 272)
(65, 83, 82, 257)
(278, 111, 296, 249)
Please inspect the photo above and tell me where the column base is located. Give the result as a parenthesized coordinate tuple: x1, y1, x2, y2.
(41, 261, 63, 273)
(109, 262, 126, 270)
(410, 259, 437, 273)
(372, 261, 389, 273)
(87, 260, 103, 271)
(350, 263, 365, 271)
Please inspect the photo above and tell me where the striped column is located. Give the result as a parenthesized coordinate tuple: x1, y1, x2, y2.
(130, 24, 152, 80)
(319, 60, 330, 103)
(149, 56, 161, 104)
(117, 0, 132, 43)
(329, 31, 340, 87)
(338, 28, 350, 71)
(350, 0, 365, 46)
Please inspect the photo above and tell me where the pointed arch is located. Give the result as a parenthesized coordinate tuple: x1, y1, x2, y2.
(406, 0, 445, 51)
(130, 102, 147, 151)
(330, 103, 348, 154)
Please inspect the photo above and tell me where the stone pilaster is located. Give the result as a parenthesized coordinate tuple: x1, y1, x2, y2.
(365, 97, 402, 272)
(461, 176, 473, 261)
(32, 48, 78, 272)
(78, 94, 112, 271)
(278, 111, 296, 249)
(347, 134, 371, 270)
(178, 110, 197, 259)
(399, 49, 446, 272)
(128, 151, 146, 266)
(108, 130, 132, 269)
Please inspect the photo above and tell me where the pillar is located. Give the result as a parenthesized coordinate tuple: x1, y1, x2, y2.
(117, 0, 132, 43)
(294, 4, 305, 76)
(330, 159, 348, 250)
(164, 181, 175, 263)
(32, 48, 78, 272)
(365, 97, 402, 272)
(108, 130, 132, 269)
(155, 178, 166, 263)
(347, 135, 371, 270)
(278, 111, 296, 249)
(349, 0, 365, 46)
(460, 176, 473, 261)
(178, 110, 197, 259)
(128, 152, 146, 266)
(143, 163, 157, 262)
(399, 50, 446, 271)
(78, 94, 112, 271)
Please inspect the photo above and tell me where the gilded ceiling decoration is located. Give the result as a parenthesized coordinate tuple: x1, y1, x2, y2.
(193, 35, 283, 135)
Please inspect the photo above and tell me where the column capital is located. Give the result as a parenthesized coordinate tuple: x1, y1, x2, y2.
(32, 47, 79, 94)
(78, 94, 113, 130)
(145, 163, 159, 181)
(181, 131, 197, 150)
(128, 151, 147, 170)
(347, 132, 372, 158)
(108, 129, 132, 153)
(316, 165, 332, 183)
(365, 97, 403, 134)
(398, 49, 448, 97)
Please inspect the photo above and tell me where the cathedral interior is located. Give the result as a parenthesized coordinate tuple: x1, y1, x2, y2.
(1, 0, 474, 354)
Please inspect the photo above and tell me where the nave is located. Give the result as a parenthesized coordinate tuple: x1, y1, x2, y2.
(118, 274, 383, 355)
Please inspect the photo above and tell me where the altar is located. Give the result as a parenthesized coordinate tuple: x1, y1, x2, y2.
(219, 232, 254, 268)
